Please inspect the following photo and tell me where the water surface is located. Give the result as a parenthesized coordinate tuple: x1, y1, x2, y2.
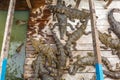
(0, 10, 29, 80)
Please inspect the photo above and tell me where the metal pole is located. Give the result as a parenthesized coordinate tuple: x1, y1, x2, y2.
(89, 0, 104, 80)
(0, 0, 16, 80)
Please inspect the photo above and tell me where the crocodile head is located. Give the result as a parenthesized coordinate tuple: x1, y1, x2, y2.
(80, 9, 90, 23)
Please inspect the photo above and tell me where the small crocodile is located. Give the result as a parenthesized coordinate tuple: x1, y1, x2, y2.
(68, 52, 120, 75)
(98, 31, 120, 59)
(108, 8, 120, 39)
(16, 20, 27, 25)
(104, 70, 120, 79)
(16, 42, 24, 53)
(64, 17, 90, 59)
(104, 0, 112, 9)
(51, 0, 74, 39)
(48, 3, 90, 23)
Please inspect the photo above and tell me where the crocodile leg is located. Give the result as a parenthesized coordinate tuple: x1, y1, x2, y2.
(68, 65, 79, 75)
(69, 17, 75, 22)
(51, 23, 59, 30)
(66, 31, 71, 36)
(68, 64, 85, 75)
(79, 65, 86, 71)
(67, 23, 74, 30)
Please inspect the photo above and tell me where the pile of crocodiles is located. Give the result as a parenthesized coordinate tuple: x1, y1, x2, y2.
(29, 0, 120, 79)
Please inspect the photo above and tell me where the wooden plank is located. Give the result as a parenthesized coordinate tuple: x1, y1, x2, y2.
(26, 0, 32, 9)
(24, 0, 120, 79)
(0, 0, 16, 79)
(78, 0, 120, 9)
(89, 0, 104, 79)
(89, 0, 102, 63)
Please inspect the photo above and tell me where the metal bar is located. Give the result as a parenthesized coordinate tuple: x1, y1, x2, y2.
(88, 0, 104, 80)
(26, 0, 32, 9)
(0, 0, 16, 80)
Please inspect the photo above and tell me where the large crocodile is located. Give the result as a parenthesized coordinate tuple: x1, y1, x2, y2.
(51, 29, 67, 80)
(32, 52, 56, 80)
(98, 31, 120, 59)
(48, 3, 90, 23)
(68, 52, 120, 75)
(64, 17, 90, 59)
(51, 0, 74, 39)
(108, 8, 120, 39)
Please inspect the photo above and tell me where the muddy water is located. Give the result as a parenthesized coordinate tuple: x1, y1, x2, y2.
(0, 11, 29, 80)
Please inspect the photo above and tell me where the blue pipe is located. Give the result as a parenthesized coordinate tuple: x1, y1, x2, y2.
(0, 58, 7, 80)
(95, 63, 104, 80)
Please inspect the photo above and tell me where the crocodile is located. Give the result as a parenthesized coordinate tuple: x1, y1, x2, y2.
(64, 17, 90, 59)
(51, 30, 68, 80)
(31, 37, 56, 66)
(15, 19, 27, 25)
(51, 0, 74, 39)
(68, 52, 120, 75)
(104, 70, 120, 79)
(104, 0, 112, 9)
(48, 3, 90, 23)
(32, 53, 49, 80)
(51, 30, 67, 69)
(98, 31, 120, 59)
(16, 42, 24, 53)
(108, 8, 120, 39)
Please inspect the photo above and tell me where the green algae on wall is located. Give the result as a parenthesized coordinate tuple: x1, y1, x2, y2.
(0, 11, 29, 80)
(0, 11, 7, 51)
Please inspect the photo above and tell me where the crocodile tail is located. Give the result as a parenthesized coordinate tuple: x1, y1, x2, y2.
(102, 56, 120, 72)
(103, 70, 120, 79)
(102, 56, 113, 71)
(108, 8, 120, 27)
